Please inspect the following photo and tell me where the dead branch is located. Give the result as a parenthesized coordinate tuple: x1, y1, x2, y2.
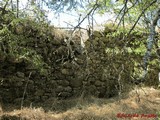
(64, 0, 99, 59)
(72, 2, 99, 34)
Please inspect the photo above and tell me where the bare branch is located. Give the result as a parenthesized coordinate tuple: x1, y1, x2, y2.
(117, 0, 128, 28)
(72, 2, 99, 34)
(64, 1, 99, 59)
(128, 0, 157, 35)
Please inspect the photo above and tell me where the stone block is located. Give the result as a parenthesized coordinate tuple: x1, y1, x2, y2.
(64, 86, 72, 92)
(34, 90, 44, 96)
(70, 79, 82, 88)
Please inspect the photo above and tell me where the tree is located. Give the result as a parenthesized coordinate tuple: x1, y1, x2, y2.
(40, 0, 160, 81)
(78, 0, 160, 81)
(46, 0, 84, 12)
(1, 0, 160, 81)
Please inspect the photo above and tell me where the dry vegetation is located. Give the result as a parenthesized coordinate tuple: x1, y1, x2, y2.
(0, 87, 160, 120)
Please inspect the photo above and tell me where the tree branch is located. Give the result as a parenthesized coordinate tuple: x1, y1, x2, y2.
(72, 2, 99, 34)
(117, 0, 128, 28)
(128, 0, 157, 35)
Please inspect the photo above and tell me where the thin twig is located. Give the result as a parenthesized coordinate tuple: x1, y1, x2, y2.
(63, 21, 88, 30)
(72, 2, 99, 34)
(21, 72, 32, 109)
(64, 0, 99, 59)
(117, 0, 128, 28)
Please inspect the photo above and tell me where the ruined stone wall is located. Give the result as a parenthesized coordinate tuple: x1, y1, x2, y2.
(0, 15, 159, 105)
(0, 29, 82, 104)
(0, 24, 131, 105)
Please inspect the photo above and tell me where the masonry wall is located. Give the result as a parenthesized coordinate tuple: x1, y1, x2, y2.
(0, 14, 159, 105)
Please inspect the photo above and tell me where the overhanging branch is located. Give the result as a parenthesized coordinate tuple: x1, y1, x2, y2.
(128, 0, 157, 35)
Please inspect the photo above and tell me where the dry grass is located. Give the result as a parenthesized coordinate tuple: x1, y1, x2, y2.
(0, 87, 160, 120)
(0, 107, 58, 120)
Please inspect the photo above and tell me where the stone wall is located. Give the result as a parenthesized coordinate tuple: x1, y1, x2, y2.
(0, 24, 130, 105)
(0, 12, 159, 105)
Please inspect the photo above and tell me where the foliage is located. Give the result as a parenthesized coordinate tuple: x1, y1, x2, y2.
(86, 23, 159, 86)
(46, 0, 84, 12)
(0, 0, 160, 85)
(0, 15, 50, 74)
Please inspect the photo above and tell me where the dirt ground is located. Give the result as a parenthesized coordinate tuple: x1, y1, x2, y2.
(0, 87, 160, 120)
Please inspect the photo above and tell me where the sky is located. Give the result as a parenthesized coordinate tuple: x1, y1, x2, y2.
(19, 0, 116, 29)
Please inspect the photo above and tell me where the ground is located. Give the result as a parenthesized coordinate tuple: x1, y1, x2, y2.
(0, 87, 160, 120)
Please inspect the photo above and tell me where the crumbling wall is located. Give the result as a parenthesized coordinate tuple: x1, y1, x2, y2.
(0, 11, 159, 105)
(0, 14, 88, 104)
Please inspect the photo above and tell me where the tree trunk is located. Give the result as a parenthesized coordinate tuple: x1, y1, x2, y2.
(142, 8, 160, 80)
(17, 0, 19, 18)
